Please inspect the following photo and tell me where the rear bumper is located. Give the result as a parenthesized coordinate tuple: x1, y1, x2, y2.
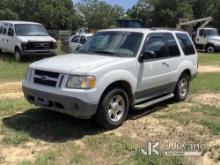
(21, 50, 56, 57)
(22, 86, 98, 119)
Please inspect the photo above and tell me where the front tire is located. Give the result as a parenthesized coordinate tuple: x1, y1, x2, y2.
(15, 48, 23, 62)
(174, 73, 189, 101)
(95, 88, 129, 129)
(206, 45, 215, 53)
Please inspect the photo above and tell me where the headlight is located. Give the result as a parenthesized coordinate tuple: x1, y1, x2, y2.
(53, 42, 57, 49)
(21, 42, 29, 50)
(24, 68, 31, 80)
(66, 75, 96, 89)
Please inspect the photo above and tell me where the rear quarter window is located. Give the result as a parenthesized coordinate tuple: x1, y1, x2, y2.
(176, 33, 196, 55)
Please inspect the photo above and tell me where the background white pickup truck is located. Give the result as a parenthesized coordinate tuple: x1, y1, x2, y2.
(22, 28, 198, 129)
(0, 21, 57, 61)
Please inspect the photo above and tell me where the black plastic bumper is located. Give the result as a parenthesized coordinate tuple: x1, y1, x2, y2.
(21, 50, 56, 57)
(22, 86, 98, 119)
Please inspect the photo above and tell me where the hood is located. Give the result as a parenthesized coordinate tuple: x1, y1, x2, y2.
(208, 36, 220, 42)
(17, 36, 56, 42)
(30, 54, 127, 74)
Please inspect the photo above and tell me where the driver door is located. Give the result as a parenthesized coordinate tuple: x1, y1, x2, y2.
(136, 33, 172, 102)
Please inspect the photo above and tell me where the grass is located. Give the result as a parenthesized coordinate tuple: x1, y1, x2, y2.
(133, 151, 183, 165)
(19, 150, 56, 165)
(191, 72, 220, 93)
(0, 41, 65, 82)
(156, 104, 220, 135)
(198, 53, 220, 66)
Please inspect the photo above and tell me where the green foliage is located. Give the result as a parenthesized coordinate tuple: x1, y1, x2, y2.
(128, 0, 193, 27)
(128, 0, 220, 29)
(0, 0, 82, 30)
(77, 0, 125, 29)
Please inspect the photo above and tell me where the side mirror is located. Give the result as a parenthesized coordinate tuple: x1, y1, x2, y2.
(140, 50, 156, 62)
(8, 30, 14, 37)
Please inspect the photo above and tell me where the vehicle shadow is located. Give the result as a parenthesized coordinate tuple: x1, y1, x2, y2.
(2, 99, 176, 143)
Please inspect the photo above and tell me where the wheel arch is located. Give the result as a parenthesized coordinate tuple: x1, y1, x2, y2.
(99, 80, 134, 107)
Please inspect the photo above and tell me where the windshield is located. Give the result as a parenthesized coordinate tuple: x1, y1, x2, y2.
(15, 24, 49, 36)
(206, 29, 219, 36)
(78, 31, 143, 57)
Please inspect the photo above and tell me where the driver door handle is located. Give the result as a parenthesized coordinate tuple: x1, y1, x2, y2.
(162, 62, 170, 67)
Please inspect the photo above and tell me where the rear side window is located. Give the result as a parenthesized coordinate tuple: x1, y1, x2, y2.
(176, 33, 195, 55)
(164, 33, 180, 57)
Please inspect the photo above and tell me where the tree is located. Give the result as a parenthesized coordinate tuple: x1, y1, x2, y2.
(128, 0, 193, 28)
(0, 9, 19, 20)
(77, 0, 125, 30)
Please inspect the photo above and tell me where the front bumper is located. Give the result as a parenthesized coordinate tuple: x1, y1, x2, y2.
(22, 86, 98, 119)
(21, 50, 56, 57)
(215, 46, 220, 52)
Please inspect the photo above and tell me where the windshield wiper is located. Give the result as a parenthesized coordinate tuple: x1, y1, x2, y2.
(94, 50, 116, 55)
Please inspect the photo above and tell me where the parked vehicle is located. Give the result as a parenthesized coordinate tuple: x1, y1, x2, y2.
(0, 21, 57, 61)
(22, 28, 198, 129)
(177, 17, 220, 53)
(69, 33, 93, 52)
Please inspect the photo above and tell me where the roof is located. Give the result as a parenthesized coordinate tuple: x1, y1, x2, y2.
(0, 20, 41, 25)
(99, 28, 185, 34)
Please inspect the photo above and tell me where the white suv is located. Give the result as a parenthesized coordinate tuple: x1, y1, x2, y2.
(22, 28, 198, 129)
(0, 21, 57, 61)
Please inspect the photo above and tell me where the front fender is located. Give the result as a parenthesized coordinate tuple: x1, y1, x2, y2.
(96, 70, 137, 97)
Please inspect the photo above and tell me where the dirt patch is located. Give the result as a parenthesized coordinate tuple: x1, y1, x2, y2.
(0, 82, 22, 99)
(199, 65, 220, 73)
(0, 142, 49, 165)
(192, 93, 220, 107)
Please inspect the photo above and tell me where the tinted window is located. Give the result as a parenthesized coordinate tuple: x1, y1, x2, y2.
(144, 36, 167, 59)
(79, 36, 87, 44)
(176, 33, 195, 55)
(0, 24, 3, 34)
(3, 26, 7, 35)
(71, 35, 80, 43)
(7, 24, 14, 36)
(199, 29, 205, 36)
(164, 33, 180, 57)
(15, 24, 48, 36)
(79, 31, 143, 57)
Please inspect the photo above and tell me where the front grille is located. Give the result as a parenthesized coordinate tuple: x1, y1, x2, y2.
(33, 70, 60, 87)
(29, 42, 53, 50)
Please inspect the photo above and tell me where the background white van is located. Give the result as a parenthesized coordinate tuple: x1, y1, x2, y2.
(0, 21, 57, 61)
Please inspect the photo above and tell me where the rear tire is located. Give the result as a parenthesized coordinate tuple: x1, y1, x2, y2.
(174, 73, 189, 101)
(15, 48, 23, 62)
(95, 88, 129, 129)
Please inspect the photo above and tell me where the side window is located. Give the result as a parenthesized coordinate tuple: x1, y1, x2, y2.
(7, 24, 14, 36)
(71, 35, 80, 43)
(3, 26, 7, 35)
(176, 33, 196, 55)
(199, 29, 205, 37)
(79, 36, 87, 44)
(144, 36, 167, 59)
(0, 24, 3, 34)
(164, 33, 180, 57)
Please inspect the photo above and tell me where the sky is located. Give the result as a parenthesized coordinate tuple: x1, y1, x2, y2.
(73, 0, 139, 10)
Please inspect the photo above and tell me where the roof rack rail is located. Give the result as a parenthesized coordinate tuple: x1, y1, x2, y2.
(150, 27, 185, 31)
